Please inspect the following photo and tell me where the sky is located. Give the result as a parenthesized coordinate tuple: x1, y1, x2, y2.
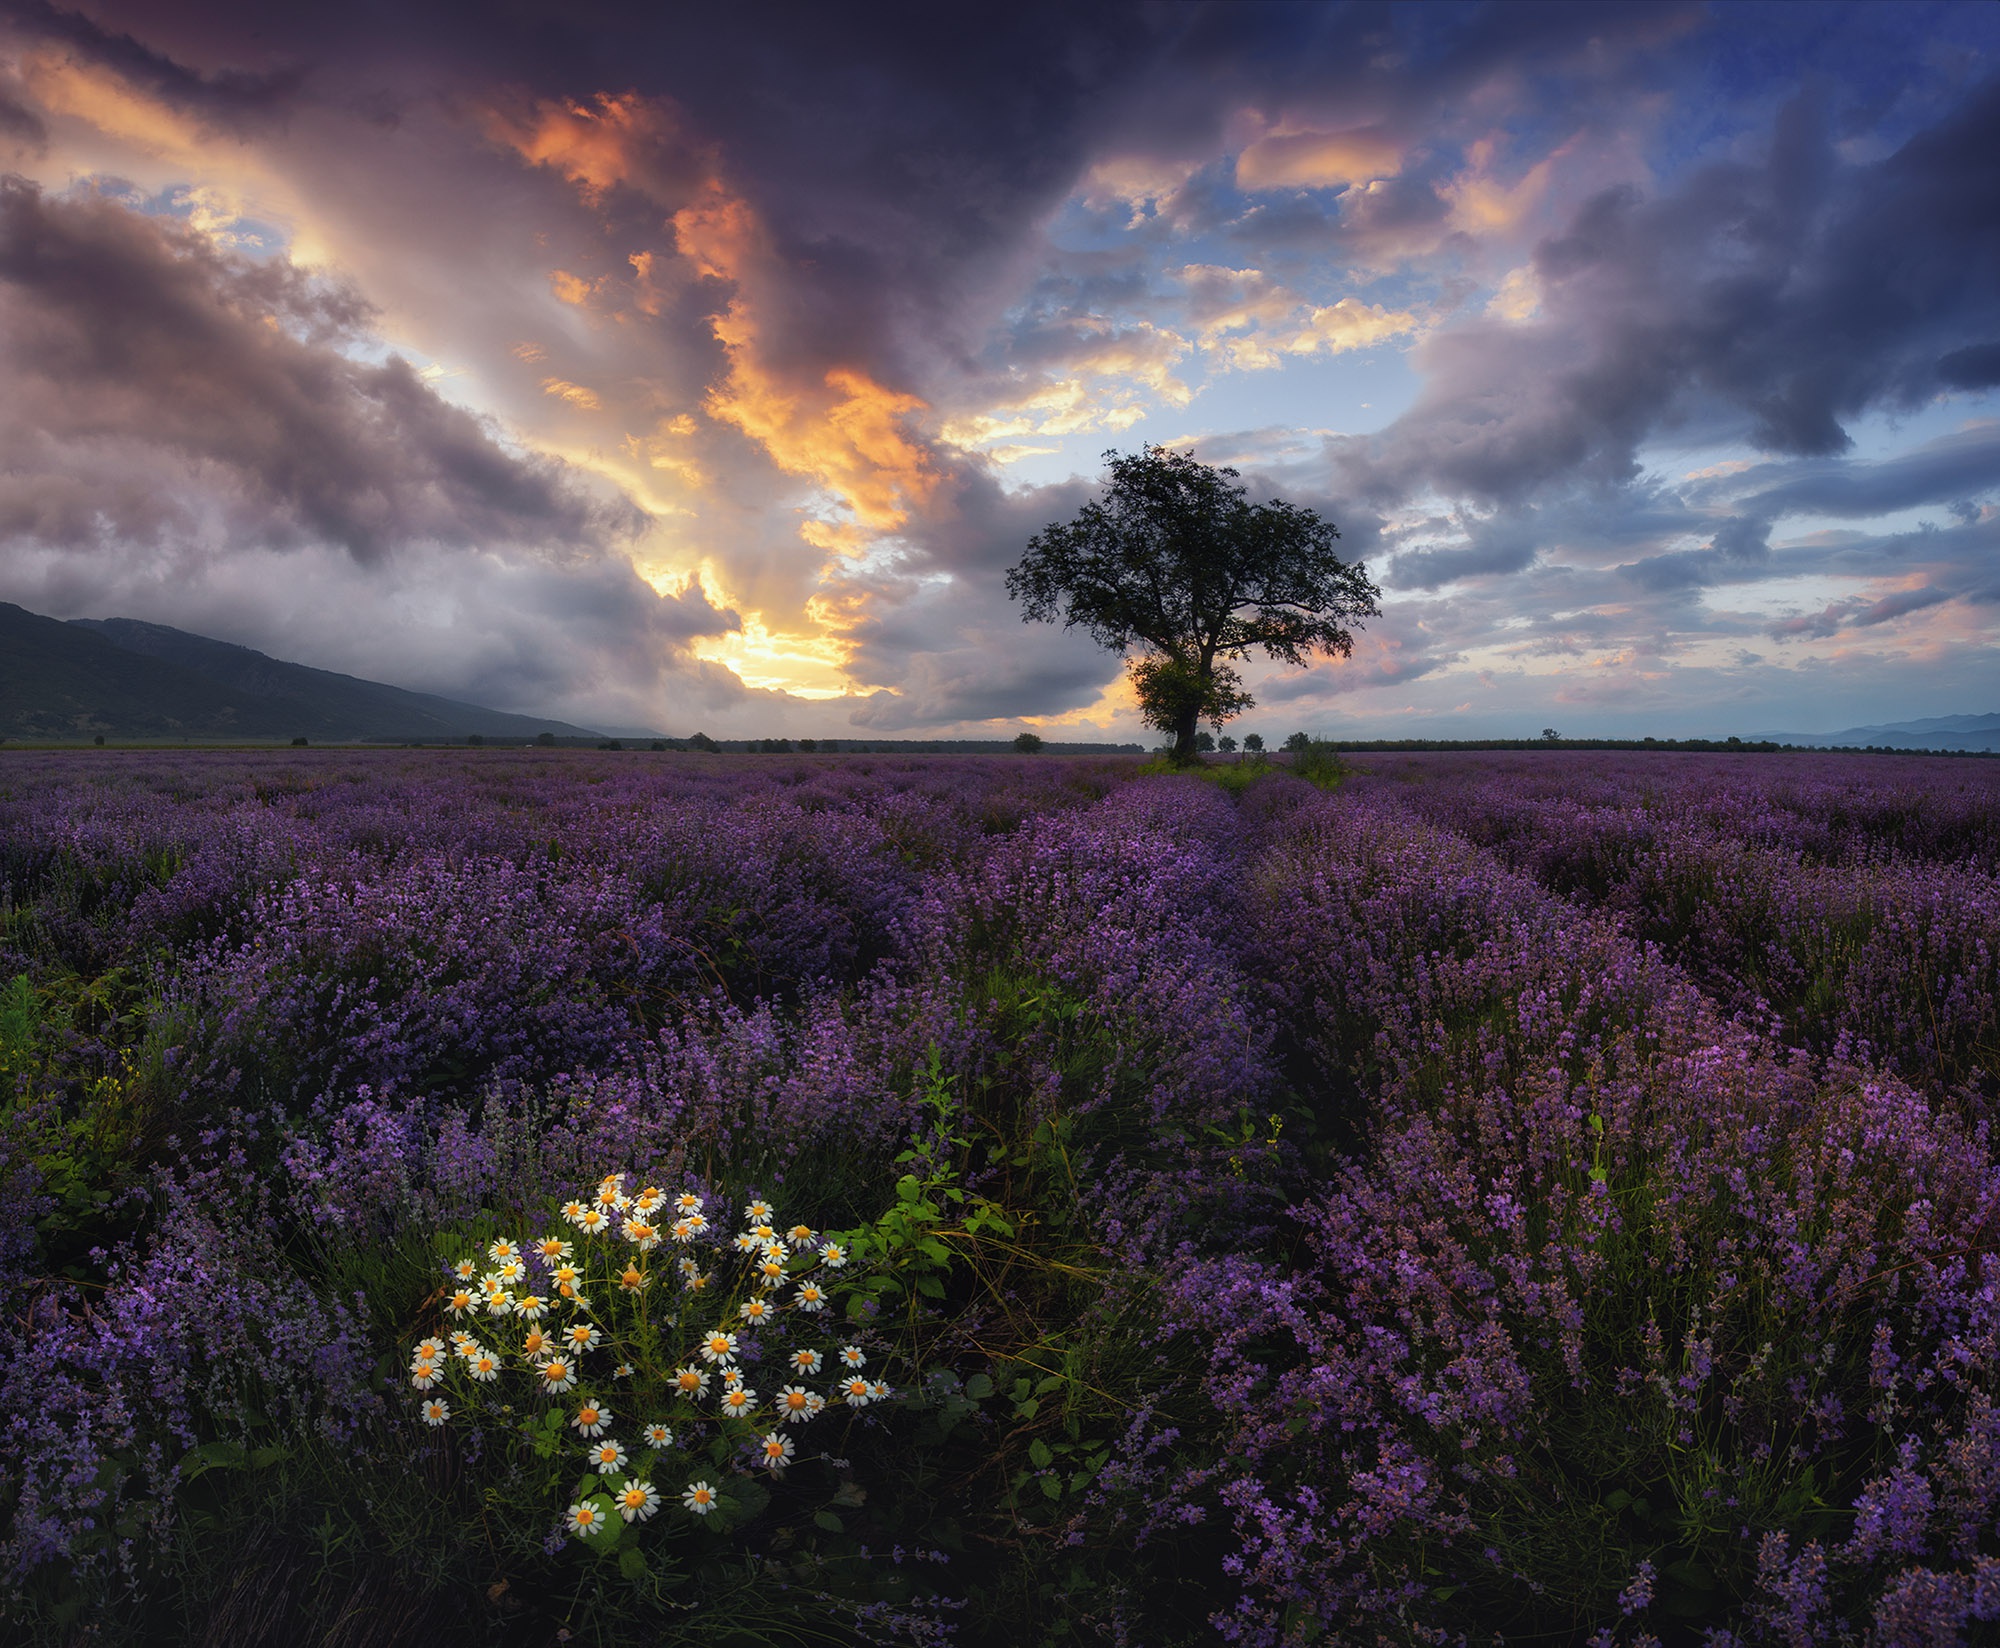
(0, 1, 1996, 742)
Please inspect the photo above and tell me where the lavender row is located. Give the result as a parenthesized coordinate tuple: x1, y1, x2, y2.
(1386, 754, 2000, 1109)
(1138, 789, 2000, 1643)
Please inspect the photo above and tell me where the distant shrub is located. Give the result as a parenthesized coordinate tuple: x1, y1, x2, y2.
(1011, 731, 1043, 753)
(1287, 739, 1346, 789)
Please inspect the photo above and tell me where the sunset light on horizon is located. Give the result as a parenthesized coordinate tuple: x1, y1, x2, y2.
(1, 1, 1996, 741)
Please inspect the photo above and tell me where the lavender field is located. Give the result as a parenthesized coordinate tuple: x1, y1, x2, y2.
(4, 748, 2000, 1647)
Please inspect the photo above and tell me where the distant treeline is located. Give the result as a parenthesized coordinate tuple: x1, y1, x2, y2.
(370, 734, 1149, 754)
(1316, 736, 2000, 757)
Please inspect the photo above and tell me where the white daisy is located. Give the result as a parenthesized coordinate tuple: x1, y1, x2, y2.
(681, 1480, 718, 1516)
(615, 1479, 662, 1522)
(585, 1439, 628, 1472)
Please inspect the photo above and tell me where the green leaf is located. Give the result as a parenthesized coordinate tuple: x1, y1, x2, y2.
(1039, 1476, 1062, 1501)
(1015, 1397, 1040, 1421)
(965, 1374, 994, 1399)
(179, 1439, 248, 1481)
(915, 1274, 946, 1299)
(619, 1546, 649, 1581)
(814, 1511, 844, 1534)
(1028, 1439, 1054, 1468)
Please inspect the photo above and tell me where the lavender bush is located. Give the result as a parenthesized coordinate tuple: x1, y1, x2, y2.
(1, 747, 1997, 1645)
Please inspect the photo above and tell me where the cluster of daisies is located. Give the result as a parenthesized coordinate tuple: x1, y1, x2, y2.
(411, 1177, 895, 1537)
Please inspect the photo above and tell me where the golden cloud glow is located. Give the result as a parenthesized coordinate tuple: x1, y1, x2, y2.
(1236, 125, 1402, 190)
(549, 269, 606, 306)
(482, 91, 686, 206)
(540, 377, 604, 410)
(691, 612, 854, 697)
(1177, 265, 1418, 370)
(670, 180, 940, 531)
(1443, 137, 1564, 234)
(19, 47, 206, 159)
(1483, 265, 1542, 323)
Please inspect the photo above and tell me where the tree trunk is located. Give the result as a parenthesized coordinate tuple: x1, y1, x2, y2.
(1171, 701, 1201, 763)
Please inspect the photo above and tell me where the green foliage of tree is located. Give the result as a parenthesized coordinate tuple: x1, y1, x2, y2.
(1006, 446, 1379, 762)
(1011, 731, 1044, 753)
(1241, 733, 1263, 753)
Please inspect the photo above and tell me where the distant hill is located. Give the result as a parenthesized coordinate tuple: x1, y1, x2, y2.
(1745, 713, 2000, 753)
(0, 603, 603, 742)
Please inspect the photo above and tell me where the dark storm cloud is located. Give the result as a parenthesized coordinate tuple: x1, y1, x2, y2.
(1939, 343, 2000, 390)
(1768, 584, 1954, 641)
(26, 0, 1702, 395)
(0, 81, 43, 151)
(0, 175, 637, 563)
(1730, 423, 2000, 520)
(4, 0, 303, 127)
(1336, 84, 2000, 509)
(1387, 509, 1544, 589)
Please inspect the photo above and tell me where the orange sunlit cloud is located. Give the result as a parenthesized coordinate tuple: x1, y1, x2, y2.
(670, 179, 940, 532)
(1235, 124, 1403, 190)
(482, 91, 692, 207)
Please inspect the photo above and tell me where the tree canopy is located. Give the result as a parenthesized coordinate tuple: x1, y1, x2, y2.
(1005, 445, 1380, 761)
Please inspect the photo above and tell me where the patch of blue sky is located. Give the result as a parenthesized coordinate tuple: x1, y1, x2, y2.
(118, 179, 287, 257)
(1839, 394, 2000, 464)
(1190, 348, 1422, 444)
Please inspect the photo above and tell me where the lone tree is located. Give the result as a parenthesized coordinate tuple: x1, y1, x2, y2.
(1006, 446, 1379, 762)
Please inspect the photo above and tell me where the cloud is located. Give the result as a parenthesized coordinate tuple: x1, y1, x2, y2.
(1235, 124, 1402, 191)
(5, 0, 303, 132)
(0, 176, 638, 564)
(1731, 422, 2000, 520)
(1768, 584, 1954, 642)
(2, 0, 1996, 740)
(1335, 85, 2000, 510)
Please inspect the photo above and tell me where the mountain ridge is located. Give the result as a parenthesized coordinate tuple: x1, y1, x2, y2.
(0, 603, 603, 741)
(1744, 712, 2000, 752)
